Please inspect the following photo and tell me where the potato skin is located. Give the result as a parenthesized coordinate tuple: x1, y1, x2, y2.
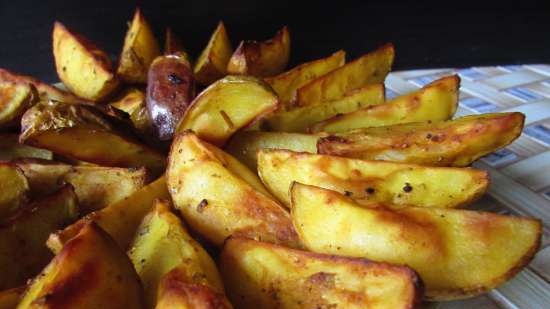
(0, 134, 53, 161)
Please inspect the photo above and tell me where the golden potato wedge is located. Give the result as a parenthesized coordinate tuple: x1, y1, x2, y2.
(258, 149, 488, 209)
(164, 27, 187, 56)
(296, 43, 394, 107)
(167, 132, 300, 248)
(128, 199, 229, 308)
(176, 76, 279, 146)
(0, 163, 29, 219)
(291, 183, 542, 300)
(261, 83, 385, 132)
(0, 82, 38, 128)
(19, 101, 166, 175)
(0, 287, 24, 309)
(194, 21, 233, 85)
(16, 223, 145, 309)
(53, 22, 119, 101)
(110, 88, 154, 137)
(311, 75, 459, 133)
(47, 176, 169, 254)
(0, 185, 78, 290)
(220, 237, 422, 309)
(265, 50, 345, 109)
(0, 134, 53, 161)
(227, 26, 290, 77)
(117, 9, 161, 83)
(318, 112, 524, 167)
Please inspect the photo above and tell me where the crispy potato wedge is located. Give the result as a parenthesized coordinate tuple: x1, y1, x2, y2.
(19, 101, 166, 175)
(227, 27, 290, 77)
(311, 75, 459, 133)
(128, 199, 229, 308)
(291, 183, 542, 300)
(47, 176, 168, 253)
(265, 50, 345, 109)
(146, 54, 195, 141)
(53, 22, 119, 101)
(117, 9, 161, 83)
(0, 163, 29, 219)
(0, 287, 24, 309)
(318, 112, 525, 167)
(16, 223, 145, 309)
(0, 185, 78, 290)
(296, 43, 394, 107)
(0, 82, 38, 128)
(164, 27, 187, 56)
(176, 76, 279, 146)
(110, 88, 154, 138)
(167, 132, 300, 248)
(258, 149, 489, 209)
(0, 134, 53, 161)
(220, 237, 422, 309)
(261, 83, 385, 132)
(194, 22, 233, 85)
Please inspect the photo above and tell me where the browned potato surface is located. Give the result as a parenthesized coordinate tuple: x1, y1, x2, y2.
(194, 21, 233, 85)
(164, 27, 187, 56)
(0, 82, 38, 128)
(0, 287, 24, 309)
(0, 163, 29, 219)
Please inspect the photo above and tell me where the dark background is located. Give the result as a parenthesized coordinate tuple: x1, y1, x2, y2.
(0, 0, 549, 82)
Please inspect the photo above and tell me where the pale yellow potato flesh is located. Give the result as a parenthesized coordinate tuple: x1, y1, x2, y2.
(219, 237, 422, 309)
(291, 183, 542, 300)
(310, 75, 459, 133)
(0, 163, 29, 219)
(194, 21, 233, 85)
(109, 88, 153, 137)
(0, 82, 37, 128)
(0, 134, 53, 161)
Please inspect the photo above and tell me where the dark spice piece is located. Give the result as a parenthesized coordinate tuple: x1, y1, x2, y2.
(344, 190, 353, 197)
(196, 199, 208, 213)
(167, 73, 183, 84)
(403, 183, 413, 193)
(365, 187, 375, 194)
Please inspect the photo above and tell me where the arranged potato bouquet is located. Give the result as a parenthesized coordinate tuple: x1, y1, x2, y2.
(0, 8, 540, 309)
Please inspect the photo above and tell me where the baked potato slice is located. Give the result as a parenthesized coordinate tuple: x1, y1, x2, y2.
(265, 50, 345, 109)
(220, 237, 422, 309)
(117, 9, 161, 83)
(0, 287, 24, 309)
(291, 183, 542, 300)
(16, 223, 145, 309)
(176, 76, 279, 146)
(164, 27, 187, 56)
(0, 82, 38, 128)
(167, 132, 300, 248)
(311, 75, 459, 133)
(296, 43, 394, 107)
(47, 176, 169, 253)
(0, 185, 78, 290)
(194, 21, 233, 85)
(258, 149, 488, 209)
(0, 163, 29, 219)
(110, 88, 153, 138)
(53, 22, 119, 101)
(19, 101, 165, 175)
(0, 134, 52, 161)
(128, 199, 230, 308)
(318, 112, 524, 167)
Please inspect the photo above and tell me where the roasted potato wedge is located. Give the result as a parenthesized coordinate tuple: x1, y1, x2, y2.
(47, 176, 168, 253)
(176, 76, 279, 146)
(311, 75, 459, 133)
(0, 82, 38, 128)
(0, 287, 24, 309)
(296, 43, 394, 107)
(16, 223, 145, 309)
(194, 21, 233, 85)
(128, 199, 229, 308)
(265, 50, 345, 109)
(318, 112, 525, 167)
(20, 101, 165, 175)
(0, 163, 29, 219)
(146, 54, 195, 141)
(53, 22, 119, 101)
(117, 9, 161, 83)
(291, 183, 542, 300)
(110, 88, 154, 139)
(220, 237, 422, 309)
(261, 83, 385, 132)
(167, 132, 300, 247)
(0, 185, 78, 290)
(164, 27, 187, 56)
(258, 149, 489, 209)
(0, 134, 53, 161)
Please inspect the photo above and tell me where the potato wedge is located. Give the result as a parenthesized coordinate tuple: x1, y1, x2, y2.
(194, 21, 233, 85)
(227, 26, 290, 77)
(261, 83, 385, 132)
(0, 287, 24, 309)
(258, 149, 488, 209)
(220, 237, 422, 309)
(0, 163, 29, 219)
(0, 82, 38, 128)
(110, 88, 154, 138)
(265, 50, 345, 109)
(47, 176, 169, 253)
(19, 101, 166, 175)
(16, 223, 145, 309)
(128, 199, 229, 308)
(296, 43, 394, 107)
(146, 54, 195, 141)
(117, 9, 161, 83)
(318, 112, 525, 167)
(291, 183, 542, 300)
(164, 27, 187, 56)
(0, 134, 53, 161)
(176, 76, 279, 146)
(311, 75, 459, 133)
(167, 132, 300, 247)
(53, 22, 119, 101)
(0, 185, 78, 290)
